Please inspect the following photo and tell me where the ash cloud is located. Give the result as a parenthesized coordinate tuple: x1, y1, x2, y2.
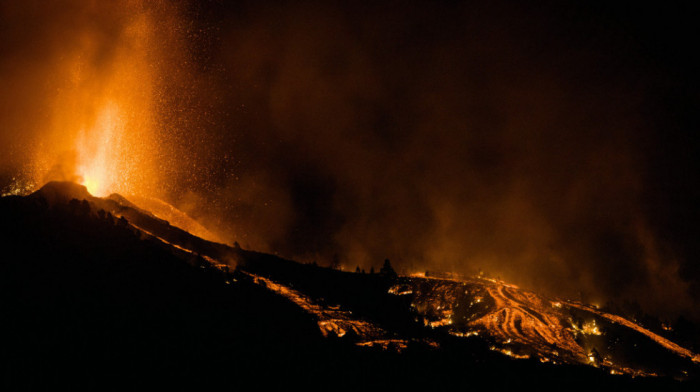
(181, 1, 699, 318)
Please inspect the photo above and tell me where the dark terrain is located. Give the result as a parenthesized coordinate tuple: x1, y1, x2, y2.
(0, 182, 697, 389)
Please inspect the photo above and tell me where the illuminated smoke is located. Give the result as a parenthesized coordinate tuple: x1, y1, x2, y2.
(180, 2, 696, 318)
(0, 0, 182, 198)
(1, 1, 697, 319)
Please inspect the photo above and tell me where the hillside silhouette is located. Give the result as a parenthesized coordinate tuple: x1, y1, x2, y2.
(0, 182, 697, 389)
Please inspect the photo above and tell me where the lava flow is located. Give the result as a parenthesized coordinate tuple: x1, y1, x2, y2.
(239, 271, 395, 344)
(6, 180, 700, 382)
(392, 275, 700, 378)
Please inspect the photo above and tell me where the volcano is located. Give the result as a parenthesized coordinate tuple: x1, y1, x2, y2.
(1, 182, 698, 389)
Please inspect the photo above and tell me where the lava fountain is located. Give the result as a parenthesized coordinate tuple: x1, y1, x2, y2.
(75, 102, 125, 196)
(21, 1, 181, 200)
(0, 1, 227, 243)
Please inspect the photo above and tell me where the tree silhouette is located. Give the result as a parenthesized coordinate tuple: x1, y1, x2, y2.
(380, 259, 397, 279)
(330, 253, 340, 270)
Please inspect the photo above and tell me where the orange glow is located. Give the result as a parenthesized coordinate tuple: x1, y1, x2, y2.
(566, 302, 700, 364)
(31, 3, 169, 200)
(241, 271, 388, 342)
(395, 274, 700, 376)
(76, 102, 124, 196)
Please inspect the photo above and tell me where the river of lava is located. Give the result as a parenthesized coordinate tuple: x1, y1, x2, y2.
(239, 271, 410, 351)
(394, 275, 699, 377)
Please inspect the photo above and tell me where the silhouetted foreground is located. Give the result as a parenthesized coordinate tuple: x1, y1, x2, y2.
(0, 182, 696, 389)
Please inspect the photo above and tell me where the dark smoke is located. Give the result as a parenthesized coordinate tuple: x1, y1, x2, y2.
(2, 1, 699, 319)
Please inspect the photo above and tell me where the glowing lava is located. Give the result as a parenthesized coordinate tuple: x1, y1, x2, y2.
(21, 2, 177, 200)
(393, 275, 700, 377)
(76, 102, 124, 196)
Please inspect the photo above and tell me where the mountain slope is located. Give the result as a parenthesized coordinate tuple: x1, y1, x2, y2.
(1, 181, 697, 388)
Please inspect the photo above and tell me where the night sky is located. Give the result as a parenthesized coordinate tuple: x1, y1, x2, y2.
(1, 1, 699, 319)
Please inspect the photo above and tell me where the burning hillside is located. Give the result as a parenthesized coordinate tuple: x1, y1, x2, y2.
(2, 1, 700, 389)
(235, 243, 700, 379)
(394, 276, 699, 378)
(4, 181, 698, 385)
(0, 182, 698, 383)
